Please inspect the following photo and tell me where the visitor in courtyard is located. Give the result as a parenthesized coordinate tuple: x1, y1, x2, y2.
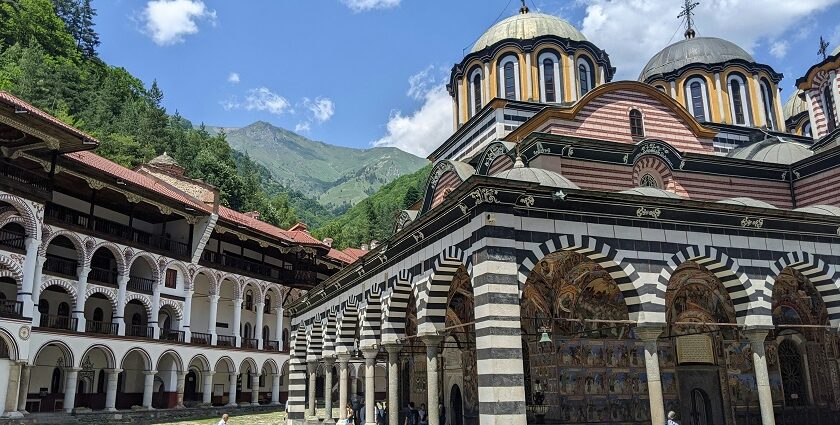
(217, 413, 229, 425)
(342, 402, 354, 425)
(404, 402, 418, 425)
(667, 411, 679, 425)
(418, 403, 428, 425)
(375, 401, 386, 424)
(439, 401, 445, 425)
(358, 400, 366, 425)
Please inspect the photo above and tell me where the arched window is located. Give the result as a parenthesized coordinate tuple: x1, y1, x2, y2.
(538, 52, 561, 103)
(50, 368, 62, 393)
(498, 55, 519, 100)
(469, 68, 482, 116)
(655, 85, 666, 93)
(629, 109, 644, 137)
(727, 74, 750, 125)
(685, 76, 710, 122)
(262, 325, 270, 343)
(162, 313, 171, 330)
(131, 313, 142, 326)
(244, 323, 252, 340)
(760, 79, 776, 129)
(576, 56, 595, 96)
(57, 302, 69, 318)
(93, 307, 103, 323)
(823, 85, 837, 132)
(264, 295, 271, 314)
(639, 173, 660, 188)
(803, 121, 812, 137)
(245, 289, 254, 311)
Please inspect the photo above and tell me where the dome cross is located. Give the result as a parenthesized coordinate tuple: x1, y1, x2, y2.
(519, 0, 529, 14)
(678, 0, 700, 39)
(819, 36, 830, 60)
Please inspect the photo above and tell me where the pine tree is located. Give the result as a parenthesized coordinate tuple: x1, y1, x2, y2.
(77, 0, 98, 57)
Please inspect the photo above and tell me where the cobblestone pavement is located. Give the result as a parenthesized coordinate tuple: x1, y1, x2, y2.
(153, 410, 288, 425)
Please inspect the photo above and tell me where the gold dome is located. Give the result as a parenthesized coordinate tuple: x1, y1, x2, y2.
(471, 12, 586, 53)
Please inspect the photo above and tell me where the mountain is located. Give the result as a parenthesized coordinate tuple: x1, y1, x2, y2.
(211, 121, 428, 210)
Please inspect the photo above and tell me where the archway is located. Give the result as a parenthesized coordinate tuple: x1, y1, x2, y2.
(185, 355, 211, 405)
(521, 251, 640, 423)
(76, 346, 116, 410)
(30, 342, 74, 412)
(38, 282, 75, 330)
(154, 351, 183, 408)
(190, 271, 215, 344)
(442, 266, 476, 424)
(125, 298, 151, 338)
(213, 357, 235, 406)
(119, 348, 152, 409)
(84, 291, 116, 335)
(42, 235, 82, 280)
(450, 384, 464, 425)
(127, 254, 159, 295)
(88, 245, 121, 286)
(216, 278, 238, 347)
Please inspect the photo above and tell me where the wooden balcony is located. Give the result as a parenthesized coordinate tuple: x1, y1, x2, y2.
(200, 250, 319, 286)
(0, 160, 51, 199)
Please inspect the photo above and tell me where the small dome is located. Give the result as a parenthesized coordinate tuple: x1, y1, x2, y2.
(794, 205, 840, 216)
(619, 187, 685, 199)
(717, 197, 777, 209)
(783, 90, 808, 120)
(639, 37, 754, 82)
(728, 138, 813, 164)
(149, 152, 179, 166)
(472, 12, 586, 53)
(492, 157, 579, 189)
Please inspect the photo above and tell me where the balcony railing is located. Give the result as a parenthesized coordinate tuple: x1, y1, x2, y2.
(44, 203, 189, 258)
(0, 160, 51, 197)
(40, 314, 76, 331)
(127, 325, 154, 339)
(241, 338, 258, 349)
(201, 251, 274, 278)
(0, 228, 25, 251)
(85, 321, 118, 335)
(0, 300, 23, 319)
(44, 255, 78, 278)
(216, 335, 236, 347)
(190, 331, 212, 345)
(88, 267, 117, 285)
(159, 329, 185, 343)
(127, 276, 155, 294)
(264, 340, 280, 351)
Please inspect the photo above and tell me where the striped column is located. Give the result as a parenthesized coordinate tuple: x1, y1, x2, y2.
(287, 327, 308, 424)
(470, 245, 526, 425)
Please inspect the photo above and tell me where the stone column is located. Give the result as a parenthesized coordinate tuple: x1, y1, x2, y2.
(307, 361, 317, 418)
(182, 290, 193, 342)
(248, 373, 259, 406)
(104, 368, 121, 412)
(115, 275, 129, 336)
(63, 367, 80, 413)
(636, 326, 665, 425)
(0, 359, 10, 416)
(227, 372, 238, 407)
(16, 363, 31, 414)
(746, 329, 776, 425)
(385, 345, 400, 425)
(337, 354, 350, 420)
(176, 371, 187, 408)
(275, 306, 284, 349)
(422, 336, 443, 425)
(142, 370, 157, 409)
(150, 286, 161, 339)
(271, 373, 281, 405)
(73, 266, 90, 332)
(29, 256, 45, 327)
(364, 349, 378, 425)
(208, 295, 219, 345)
(202, 371, 215, 405)
(324, 357, 335, 424)
(4, 361, 21, 417)
(255, 301, 265, 349)
(18, 237, 40, 319)
(232, 298, 243, 347)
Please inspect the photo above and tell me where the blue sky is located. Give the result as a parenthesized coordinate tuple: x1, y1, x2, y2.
(93, 0, 840, 156)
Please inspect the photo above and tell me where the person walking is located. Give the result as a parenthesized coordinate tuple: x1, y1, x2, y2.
(667, 411, 679, 425)
(217, 413, 230, 425)
(418, 403, 428, 425)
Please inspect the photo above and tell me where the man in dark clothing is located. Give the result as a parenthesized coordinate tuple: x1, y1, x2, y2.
(439, 401, 446, 425)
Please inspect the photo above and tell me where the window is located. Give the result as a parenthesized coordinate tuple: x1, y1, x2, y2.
(58, 302, 69, 318)
(685, 77, 709, 122)
(727, 74, 750, 125)
(131, 313, 142, 326)
(244, 323, 251, 340)
(629, 109, 644, 137)
(639, 173, 660, 188)
(504, 62, 516, 100)
(577, 57, 595, 96)
(93, 307, 103, 322)
(538, 52, 561, 103)
(655, 85, 666, 93)
(803, 121, 812, 137)
(824, 85, 837, 132)
(543, 59, 556, 102)
(262, 325, 270, 342)
(164, 269, 177, 289)
(264, 296, 271, 314)
(471, 71, 482, 116)
(245, 289, 254, 311)
(760, 79, 776, 129)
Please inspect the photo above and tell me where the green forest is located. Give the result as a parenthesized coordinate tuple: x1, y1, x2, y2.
(0, 0, 428, 249)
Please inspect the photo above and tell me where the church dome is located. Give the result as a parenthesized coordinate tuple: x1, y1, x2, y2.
(471, 12, 586, 53)
(717, 197, 777, 209)
(728, 138, 812, 164)
(639, 37, 754, 82)
(783, 90, 808, 120)
(794, 205, 840, 216)
(492, 157, 579, 189)
(619, 187, 685, 199)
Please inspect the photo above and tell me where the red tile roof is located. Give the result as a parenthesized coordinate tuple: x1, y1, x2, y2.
(0, 91, 99, 144)
(327, 248, 354, 263)
(216, 206, 332, 250)
(342, 248, 368, 261)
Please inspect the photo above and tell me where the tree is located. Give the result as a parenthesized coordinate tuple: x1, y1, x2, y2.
(77, 0, 98, 57)
(1, 0, 77, 57)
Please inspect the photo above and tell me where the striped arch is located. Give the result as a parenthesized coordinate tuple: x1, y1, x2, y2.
(0, 253, 23, 287)
(193, 268, 218, 295)
(127, 252, 161, 283)
(240, 279, 263, 302)
(41, 228, 87, 265)
(420, 160, 475, 213)
(418, 246, 466, 333)
(261, 358, 279, 375)
(89, 241, 127, 275)
(162, 259, 191, 289)
(359, 284, 382, 350)
(766, 252, 840, 327)
(83, 286, 118, 310)
(219, 274, 243, 299)
(658, 245, 754, 323)
(0, 194, 39, 240)
(321, 311, 338, 358)
(188, 354, 211, 372)
(125, 293, 153, 320)
(306, 322, 323, 362)
(336, 300, 359, 355)
(382, 270, 413, 344)
(519, 234, 643, 319)
(632, 154, 675, 191)
(158, 298, 184, 321)
(40, 278, 77, 300)
(0, 214, 24, 230)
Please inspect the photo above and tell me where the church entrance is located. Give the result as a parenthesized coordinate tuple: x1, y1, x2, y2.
(450, 384, 463, 425)
(676, 366, 724, 425)
(185, 370, 198, 402)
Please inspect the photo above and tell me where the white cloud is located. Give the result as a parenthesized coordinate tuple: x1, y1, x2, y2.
(579, 0, 840, 80)
(304, 97, 335, 123)
(341, 0, 400, 12)
(770, 41, 789, 59)
(227, 72, 240, 84)
(142, 0, 216, 46)
(222, 87, 291, 116)
(407, 65, 447, 100)
(294, 122, 311, 133)
(373, 84, 452, 157)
